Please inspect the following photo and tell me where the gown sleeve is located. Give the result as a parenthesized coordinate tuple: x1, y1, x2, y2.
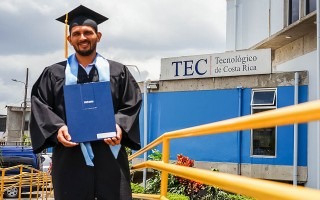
(111, 62, 142, 150)
(29, 66, 66, 153)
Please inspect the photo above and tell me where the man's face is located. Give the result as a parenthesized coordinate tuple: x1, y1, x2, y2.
(68, 25, 102, 56)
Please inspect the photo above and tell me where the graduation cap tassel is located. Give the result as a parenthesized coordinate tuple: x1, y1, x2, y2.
(64, 13, 68, 58)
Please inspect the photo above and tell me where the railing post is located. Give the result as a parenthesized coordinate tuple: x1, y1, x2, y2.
(19, 165, 23, 200)
(0, 169, 5, 200)
(29, 168, 33, 200)
(160, 138, 170, 197)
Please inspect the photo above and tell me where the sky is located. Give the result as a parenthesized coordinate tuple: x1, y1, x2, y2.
(0, 0, 226, 115)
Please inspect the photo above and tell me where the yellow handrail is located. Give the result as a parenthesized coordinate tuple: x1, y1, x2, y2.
(130, 99, 320, 160)
(0, 165, 52, 200)
(130, 99, 320, 199)
(133, 161, 320, 200)
(132, 193, 160, 200)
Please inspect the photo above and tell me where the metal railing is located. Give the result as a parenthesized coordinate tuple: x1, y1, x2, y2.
(0, 165, 52, 200)
(0, 141, 32, 147)
(130, 99, 320, 200)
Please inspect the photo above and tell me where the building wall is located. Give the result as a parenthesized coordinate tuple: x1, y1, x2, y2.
(225, 0, 317, 187)
(275, 52, 317, 187)
(139, 71, 308, 182)
(227, 0, 284, 50)
(270, 0, 285, 35)
(5, 106, 30, 143)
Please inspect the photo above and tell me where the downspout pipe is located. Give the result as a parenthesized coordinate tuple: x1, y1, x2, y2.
(293, 72, 299, 186)
(237, 86, 243, 175)
(142, 80, 149, 188)
(234, 0, 240, 174)
(234, 0, 238, 51)
(317, 0, 320, 189)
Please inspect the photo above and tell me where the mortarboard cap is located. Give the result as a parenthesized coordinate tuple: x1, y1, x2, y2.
(56, 5, 108, 32)
(56, 5, 108, 58)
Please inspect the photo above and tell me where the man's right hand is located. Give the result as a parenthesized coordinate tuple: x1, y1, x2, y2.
(57, 125, 78, 147)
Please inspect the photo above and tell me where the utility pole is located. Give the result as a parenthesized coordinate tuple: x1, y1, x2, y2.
(21, 68, 29, 143)
(12, 68, 29, 144)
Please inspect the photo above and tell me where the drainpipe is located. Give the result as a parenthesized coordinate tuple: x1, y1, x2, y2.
(268, 0, 271, 36)
(237, 86, 243, 175)
(234, 0, 240, 174)
(293, 72, 299, 186)
(234, 0, 238, 51)
(316, 0, 320, 189)
(142, 80, 149, 188)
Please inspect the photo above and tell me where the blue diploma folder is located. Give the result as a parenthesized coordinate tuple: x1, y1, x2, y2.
(63, 81, 116, 143)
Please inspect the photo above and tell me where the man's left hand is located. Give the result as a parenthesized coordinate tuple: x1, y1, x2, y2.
(103, 124, 122, 146)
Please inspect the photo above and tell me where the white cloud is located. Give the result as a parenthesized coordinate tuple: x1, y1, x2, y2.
(0, 0, 226, 114)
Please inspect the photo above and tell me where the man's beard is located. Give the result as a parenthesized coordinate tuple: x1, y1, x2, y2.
(74, 42, 97, 56)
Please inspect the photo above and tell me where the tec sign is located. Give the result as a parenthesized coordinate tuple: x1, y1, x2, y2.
(160, 49, 271, 80)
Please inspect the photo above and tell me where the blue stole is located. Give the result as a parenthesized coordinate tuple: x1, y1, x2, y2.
(65, 53, 121, 166)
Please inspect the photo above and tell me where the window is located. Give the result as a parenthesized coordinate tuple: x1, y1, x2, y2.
(287, 0, 317, 25)
(251, 90, 276, 106)
(24, 121, 29, 131)
(306, 0, 316, 14)
(251, 88, 277, 157)
(289, 0, 300, 24)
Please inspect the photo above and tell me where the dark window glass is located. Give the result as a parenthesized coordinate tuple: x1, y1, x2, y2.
(252, 128, 276, 156)
(252, 109, 276, 156)
(0, 117, 6, 132)
(24, 121, 29, 131)
(289, 0, 300, 24)
(251, 91, 276, 106)
(306, 0, 316, 14)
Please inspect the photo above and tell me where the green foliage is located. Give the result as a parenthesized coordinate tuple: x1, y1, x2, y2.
(134, 149, 254, 200)
(167, 192, 190, 200)
(228, 194, 255, 200)
(148, 149, 162, 161)
(215, 190, 255, 200)
(22, 134, 31, 146)
(167, 174, 186, 195)
(144, 149, 162, 194)
(145, 149, 186, 195)
(125, 147, 132, 156)
(131, 182, 145, 194)
(145, 170, 161, 194)
(151, 150, 254, 200)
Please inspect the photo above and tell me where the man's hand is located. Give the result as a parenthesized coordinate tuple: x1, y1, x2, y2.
(57, 125, 78, 147)
(104, 124, 122, 146)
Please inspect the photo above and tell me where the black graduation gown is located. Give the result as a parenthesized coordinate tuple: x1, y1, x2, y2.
(29, 59, 142, 200)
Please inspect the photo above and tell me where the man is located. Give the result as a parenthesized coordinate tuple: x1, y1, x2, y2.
(30, 5, 142, 200)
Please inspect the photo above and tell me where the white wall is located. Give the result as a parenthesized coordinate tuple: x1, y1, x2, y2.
(275, 51, 318, 188)
(227, 0, 270, 50)
(226, 0, 319, 188)
(227, 0, 285, 51)
(270, 0, 285, 35)
(226, 0, 236, 50)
